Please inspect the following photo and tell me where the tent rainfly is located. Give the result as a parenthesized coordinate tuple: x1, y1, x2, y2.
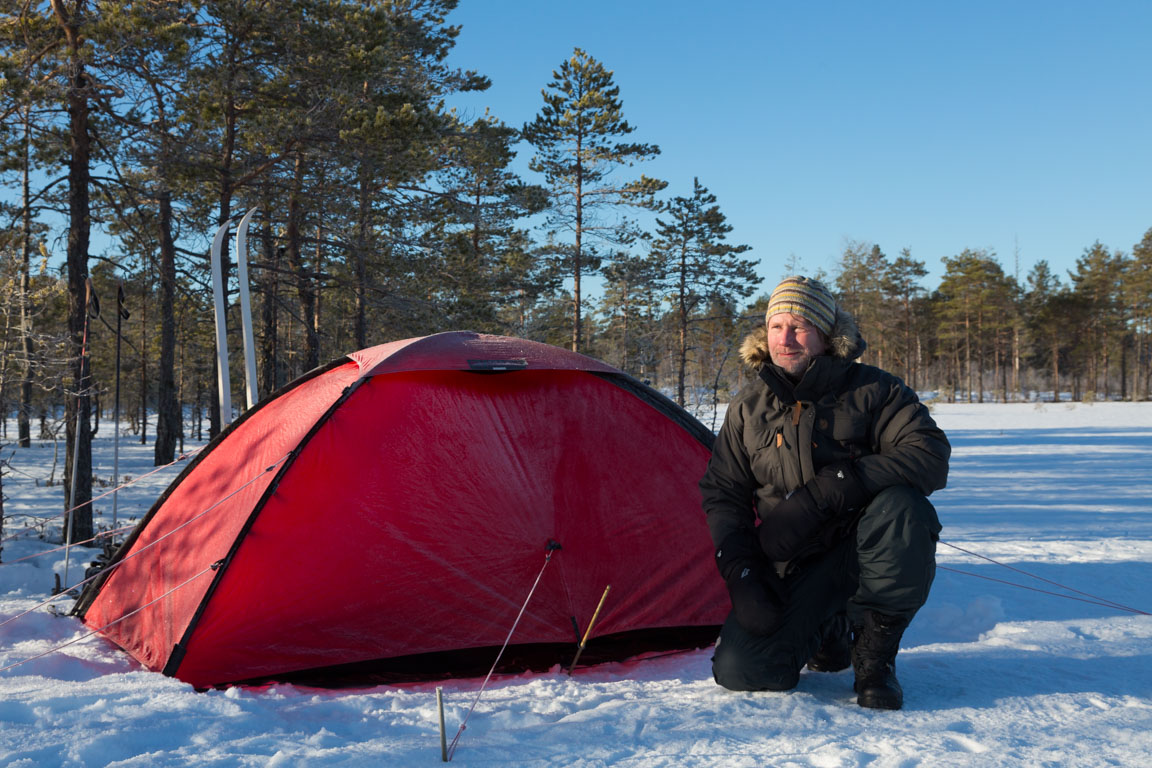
(75, 332, 727, 688)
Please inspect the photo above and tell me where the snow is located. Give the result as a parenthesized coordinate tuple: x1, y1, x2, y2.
(2, 402, 1151, 767)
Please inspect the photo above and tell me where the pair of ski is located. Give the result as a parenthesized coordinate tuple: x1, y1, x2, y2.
(209, 208, 260, 424)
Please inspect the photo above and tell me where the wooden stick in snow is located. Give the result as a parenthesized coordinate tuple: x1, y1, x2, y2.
(568, 584, 612, 675)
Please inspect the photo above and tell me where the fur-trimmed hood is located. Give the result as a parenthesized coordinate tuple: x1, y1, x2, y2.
(740, 307, 867, 368)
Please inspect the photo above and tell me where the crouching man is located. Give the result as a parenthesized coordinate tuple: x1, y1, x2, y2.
(699, 276, 949, 709)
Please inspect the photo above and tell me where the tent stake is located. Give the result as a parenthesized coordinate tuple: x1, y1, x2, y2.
(446, 541, 560, 761)
(437, 687, 447, 762)
(568, 584, 611, 675)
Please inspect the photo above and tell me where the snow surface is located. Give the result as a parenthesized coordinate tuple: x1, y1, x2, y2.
(1, 402, 1150, 767)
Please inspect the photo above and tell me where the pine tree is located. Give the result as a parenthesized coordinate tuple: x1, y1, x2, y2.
(97, 0, 200, 465)
(937, 249, 1010, 402)
(0, 31, 57, 447)
(650, 178, 756, 406)
(427, 114, 547, 332)
(835, 242, 889, 368)
(1024, 260, 1078, 402)
(882, 248, 928, 388)
(522, 48, 665, 352)
(1069, 242, 1126, 399)
(1128, 228, 1152, 400)
(315, 0, 489, 348)
(29, 0, 105, 543)
(600, 250, 662, 376)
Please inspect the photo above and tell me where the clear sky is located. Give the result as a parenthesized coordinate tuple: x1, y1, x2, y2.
(444, 0, 1152, 295)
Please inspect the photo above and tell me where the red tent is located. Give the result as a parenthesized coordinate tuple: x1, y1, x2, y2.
(76, 332, 726, 688)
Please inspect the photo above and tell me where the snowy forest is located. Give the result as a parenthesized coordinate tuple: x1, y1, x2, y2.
(2, 3, 1152, 537)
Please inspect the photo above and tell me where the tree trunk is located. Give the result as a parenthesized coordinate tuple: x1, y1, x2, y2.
(286, 154, 319, 370)
(572, 133, 584, 352)
(258, 193, 281, 395)
(139, 260, 149, 445)
(1013, 325, 1021, 400)
(964, 304, 972, 402)
(676, 247, 688, 406)
(154, 188, 181, 464)
(313, 220, 324, 360)
(18, 106, 35, 448)
(53, 0, 94, 544)
(355, 161, 371, 349)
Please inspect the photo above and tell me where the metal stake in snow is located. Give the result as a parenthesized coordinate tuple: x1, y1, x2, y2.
(209, 219, 234, 425)
(445, 539, 561, 761)
(437, 687, 448, 762)
(234, 207, 260, 410)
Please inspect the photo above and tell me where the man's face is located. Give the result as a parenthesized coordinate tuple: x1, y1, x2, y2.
(767, 312, 828, 377)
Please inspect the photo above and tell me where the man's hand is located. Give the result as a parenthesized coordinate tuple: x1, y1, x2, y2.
(759, 461, 871, 561)
(715, 531, 787, 636)
(758, 485, 824, 561)
(807, 460, 870, 516)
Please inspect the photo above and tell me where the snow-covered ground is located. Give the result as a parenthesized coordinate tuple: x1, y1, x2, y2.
(1, 402, 1150, 767)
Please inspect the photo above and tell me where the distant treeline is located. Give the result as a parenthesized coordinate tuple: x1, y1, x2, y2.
(1, 3, 1150, 532)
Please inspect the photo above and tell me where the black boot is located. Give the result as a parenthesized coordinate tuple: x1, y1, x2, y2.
(851, 610, 908, 710)
(806, 612, 851, 672)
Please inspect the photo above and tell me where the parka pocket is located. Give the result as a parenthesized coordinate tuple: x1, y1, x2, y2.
(747, 425, 785, 492)
(826, 411, 871, 454)
(828, 412, 870, 441)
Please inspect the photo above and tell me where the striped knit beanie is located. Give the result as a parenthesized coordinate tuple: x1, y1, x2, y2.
(766, 276, 837, 336)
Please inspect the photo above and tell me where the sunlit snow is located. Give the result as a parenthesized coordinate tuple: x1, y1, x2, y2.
(1, 402, 1150, 767)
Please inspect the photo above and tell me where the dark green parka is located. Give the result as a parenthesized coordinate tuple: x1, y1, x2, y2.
(700, 311, 951, 561)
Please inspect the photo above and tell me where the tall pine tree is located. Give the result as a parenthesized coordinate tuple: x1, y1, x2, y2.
(522, 48, 665, 352)
(649, 178, 755, 406)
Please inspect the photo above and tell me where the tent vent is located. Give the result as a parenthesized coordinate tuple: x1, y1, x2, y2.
(467, 358, 528, 372)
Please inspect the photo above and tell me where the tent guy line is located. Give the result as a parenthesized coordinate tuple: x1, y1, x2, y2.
(3, 523, 136, 565)
(0, 451, 291, 637)
(936, 566, 1150, 615)
(0, 564, 219, 676)
(0, 444, 205, 547)
(446, 540, 561, 762)
(65, 451, 293, 591)
(938, 541, 1149, 615)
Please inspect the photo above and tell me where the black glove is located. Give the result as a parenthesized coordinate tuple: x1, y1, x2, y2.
(807, 460, 870, 516)
(759, 461, 871, 562)
(715, 531, 787, 636)
(758, 486, 824, 562)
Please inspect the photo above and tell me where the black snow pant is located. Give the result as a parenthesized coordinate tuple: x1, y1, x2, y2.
(712, 485, 942, 692)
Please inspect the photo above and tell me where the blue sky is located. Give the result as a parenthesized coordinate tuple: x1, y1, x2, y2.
(445, 1, 1152, 295)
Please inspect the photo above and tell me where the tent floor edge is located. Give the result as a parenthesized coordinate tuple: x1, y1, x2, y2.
(216, 625, 723, 689)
